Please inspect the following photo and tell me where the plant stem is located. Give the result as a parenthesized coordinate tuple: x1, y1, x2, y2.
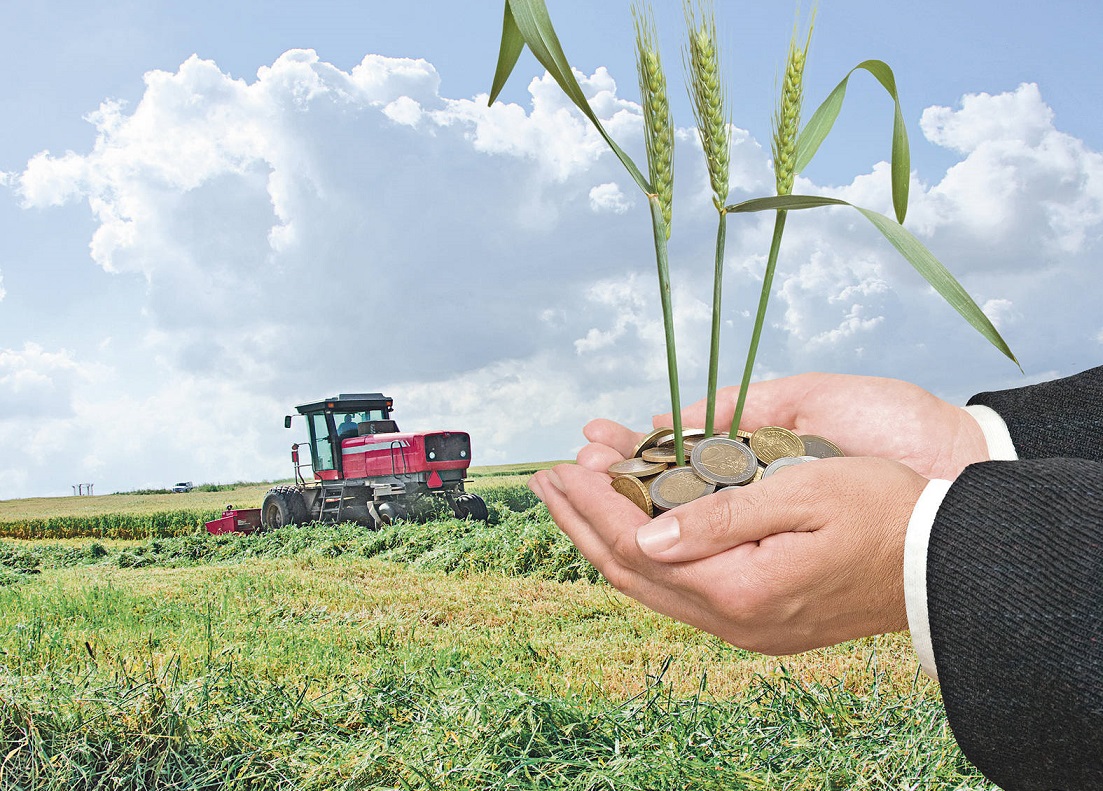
(704, 210, 727, 437)
(729, 209, 787, 438)
(649, 195, 685, 466)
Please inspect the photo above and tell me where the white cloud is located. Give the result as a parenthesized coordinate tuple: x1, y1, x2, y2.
(912, 83, 1103, 263)
(589, 182, 631, 214)
(3, 53, 1103, 497)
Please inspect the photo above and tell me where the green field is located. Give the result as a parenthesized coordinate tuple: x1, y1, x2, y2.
(0, 473, 993, 789)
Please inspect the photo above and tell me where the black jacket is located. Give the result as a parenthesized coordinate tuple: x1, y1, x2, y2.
(928, 366, 1103, 790)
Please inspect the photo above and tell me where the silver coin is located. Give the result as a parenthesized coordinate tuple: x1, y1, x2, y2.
(761, 455, 819, 478)
(800, 434, 844, 459)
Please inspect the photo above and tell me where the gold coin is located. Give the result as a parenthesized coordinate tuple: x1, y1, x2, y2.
(641, 446, 679, 463)
(632, 428, 676, 458)
(650, 467, 716, 511)
(735, 428, 754, 441)
(656, 428, 706, 445)
(607, 457, 668, 478)
(655, 432, 705, 456)
(690, 437, 758, 486)
(611, 475, 653, 516)
(749, 426, 805, 465)
(800, 434, 844, 459)
(682, 436, 705, 453)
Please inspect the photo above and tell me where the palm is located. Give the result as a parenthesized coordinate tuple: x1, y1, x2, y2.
(584, 373, 987, 480)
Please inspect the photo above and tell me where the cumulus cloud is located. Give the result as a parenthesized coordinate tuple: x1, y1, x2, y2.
(588, 182, 632, 214)
(3, 52, 1102, 496)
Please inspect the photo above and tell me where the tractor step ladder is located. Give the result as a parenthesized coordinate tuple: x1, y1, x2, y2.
(318, 482, 348, 522)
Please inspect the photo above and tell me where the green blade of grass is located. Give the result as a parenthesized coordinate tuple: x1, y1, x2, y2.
(490, 0, 652, 195)
(489, 3, 526, 106)
(725, 194, 1020, 368)
(795, 60, 911, 224)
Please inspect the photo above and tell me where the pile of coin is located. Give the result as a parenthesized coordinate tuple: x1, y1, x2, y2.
(607, 426, 843, 517)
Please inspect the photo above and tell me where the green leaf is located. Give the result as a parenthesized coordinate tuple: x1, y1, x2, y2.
(488, 0, 651, 194)
(794, 60, 911, 225)
(724, 195, 1020, 368)
(488, 3, 526, 105)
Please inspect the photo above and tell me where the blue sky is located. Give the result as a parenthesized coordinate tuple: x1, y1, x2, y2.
(2, 1, 1102, 497)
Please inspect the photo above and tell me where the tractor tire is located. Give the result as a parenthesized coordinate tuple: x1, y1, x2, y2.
(452, 493, 489, 522)
(261, 486, 309, 529)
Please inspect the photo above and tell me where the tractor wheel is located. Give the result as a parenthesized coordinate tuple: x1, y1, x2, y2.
(261, 486, 309, 529)
(452, 493, 489, 522)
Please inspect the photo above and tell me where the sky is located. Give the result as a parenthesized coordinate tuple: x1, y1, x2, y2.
(2, 1, 1102, 499)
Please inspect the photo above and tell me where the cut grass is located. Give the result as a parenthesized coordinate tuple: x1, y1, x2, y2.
(0, 557, 991, 789)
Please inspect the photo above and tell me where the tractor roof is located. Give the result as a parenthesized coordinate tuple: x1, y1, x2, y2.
(294, 393, 393, 414)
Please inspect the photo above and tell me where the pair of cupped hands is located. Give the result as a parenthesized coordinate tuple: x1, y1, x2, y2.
(528, 373, 990, 655)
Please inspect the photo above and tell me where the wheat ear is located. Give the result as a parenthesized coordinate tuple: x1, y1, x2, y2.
(634, 3, 675, 238)
(772, 19, 813, 196)
(684, 0, 729, 209)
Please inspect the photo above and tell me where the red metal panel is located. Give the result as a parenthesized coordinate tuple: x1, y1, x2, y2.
(205, 508, 262, 535)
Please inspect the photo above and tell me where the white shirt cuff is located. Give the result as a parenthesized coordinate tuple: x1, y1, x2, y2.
(962, 404, 1018, 461)
(904, 478, 953, 681)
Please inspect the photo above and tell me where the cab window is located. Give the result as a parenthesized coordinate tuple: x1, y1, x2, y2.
(310, 413, 335, 471)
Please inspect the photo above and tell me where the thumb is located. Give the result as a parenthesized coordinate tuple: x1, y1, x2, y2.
(635, 471, 814, 562)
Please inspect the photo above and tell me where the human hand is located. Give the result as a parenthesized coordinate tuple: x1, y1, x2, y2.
(581, 372, 988, 481)
(529, 455, 926, 654)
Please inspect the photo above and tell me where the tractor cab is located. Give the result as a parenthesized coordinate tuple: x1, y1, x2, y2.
(286, 393, 399, 478)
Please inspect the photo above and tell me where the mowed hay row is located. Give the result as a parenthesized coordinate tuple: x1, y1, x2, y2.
(0, 508, 220, 540)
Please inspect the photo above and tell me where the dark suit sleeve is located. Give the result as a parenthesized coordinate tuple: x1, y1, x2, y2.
(927, 462, 1103, 790)
(927, 367, 1103, 788)
(967, 365, 1103, 461)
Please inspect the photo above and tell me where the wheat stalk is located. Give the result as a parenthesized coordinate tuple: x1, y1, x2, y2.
(729, 12, 815, 438)
(634, 3, 675, 238)
(683, 0, 732, 436)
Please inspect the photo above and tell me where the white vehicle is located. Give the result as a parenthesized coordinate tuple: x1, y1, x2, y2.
(172, 481, 194, 493)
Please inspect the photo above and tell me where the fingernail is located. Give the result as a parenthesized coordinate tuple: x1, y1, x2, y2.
(543, 468, 565, 493)
(527, 475, 547, 503)
(636, 516, 680, 556)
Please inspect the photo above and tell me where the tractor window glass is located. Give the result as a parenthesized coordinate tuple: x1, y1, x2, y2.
(336, 412, 361, 439)
(311, 413, 335, 471)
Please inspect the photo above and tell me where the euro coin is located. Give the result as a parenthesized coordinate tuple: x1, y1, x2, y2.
(607, 457, 668, 478)
(611, 475, 653, 516)
(650, 467, 716, 511)
(641, 446, 679, 463)
(800, 434, 844, 459)
(761, 455, 819, 478)
(632, 427, 676, 458)
(749, 426, 805, 465)
(690, 437, 757, 486)
(656, 428, 707, 451)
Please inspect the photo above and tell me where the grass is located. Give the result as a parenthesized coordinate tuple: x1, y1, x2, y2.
(0, 474, 995, 789)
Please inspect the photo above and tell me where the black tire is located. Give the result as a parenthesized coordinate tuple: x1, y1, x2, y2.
(261, 486, 309, 529)
(452, 493, 489, 522)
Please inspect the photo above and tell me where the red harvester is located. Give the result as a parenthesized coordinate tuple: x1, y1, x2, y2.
(257, 392, 487, 530)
